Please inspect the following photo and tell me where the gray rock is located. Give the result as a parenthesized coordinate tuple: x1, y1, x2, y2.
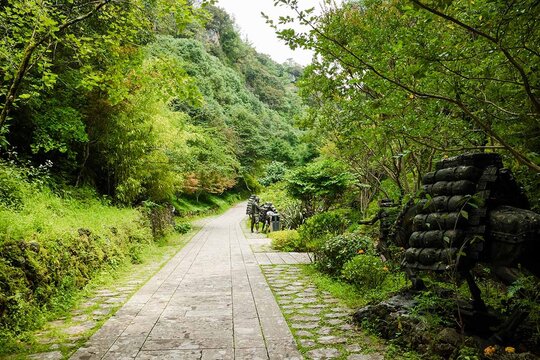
(290, 315, 320, 322)
(28, 351, 63, 360)
(317, 336, 346, 345)
(317, 327, 332, 336)
(298, 308, 323, 315)
(347, 354, 384, 360)
(299, 339, 317, 348)
(326, 319, 344, 326)
(292, 323, 318, 330)
(325, 312, 349, 319)
(306, 348, 341, 359)
(295, 330, 313, 338)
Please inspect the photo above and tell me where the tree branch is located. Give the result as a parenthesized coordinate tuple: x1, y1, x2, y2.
(410, 0, 540, 115)
(287, 3, 540, 172)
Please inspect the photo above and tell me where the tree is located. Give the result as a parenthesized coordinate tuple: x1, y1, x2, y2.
(286, 158, 355, 216)
(0, 0, 207, 134)
(268, 0, 540, 172)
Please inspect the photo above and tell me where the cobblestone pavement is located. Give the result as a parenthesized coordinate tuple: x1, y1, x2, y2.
(69, 203, 303, 359)
(262, 265, 385, 360)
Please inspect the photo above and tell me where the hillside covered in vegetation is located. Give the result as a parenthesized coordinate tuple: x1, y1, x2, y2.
(1, 0, 539, 358)
(0, 0, 308, 347)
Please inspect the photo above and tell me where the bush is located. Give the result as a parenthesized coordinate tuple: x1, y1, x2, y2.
(285, 158, 355, 215)
(174, 222, 192, 234)
(315, 233, 373, 276)
(269, 230, 303, 252)
(278, 203, 305, 229)
(298, 209, 351, 247)
(341, 254, 388, 288)
(0, 161, 30, 210)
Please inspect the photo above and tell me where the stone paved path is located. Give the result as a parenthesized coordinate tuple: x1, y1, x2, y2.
(262, 265, 385, 360)
(22, 223, 202, 360)
(71, 204, 303, 359)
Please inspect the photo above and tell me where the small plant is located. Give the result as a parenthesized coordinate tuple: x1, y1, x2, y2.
(457, 346, 481, 360)
(0, 162, 28, 209)
(411, 289, 455, 327)
(174, 222, 192, 234)
(279, 203, 305, 229)
(341, 254, 388, 288)
(269, 230, 302, 252)
(315, 233, 372, 276)
(298, 209, 351, 246)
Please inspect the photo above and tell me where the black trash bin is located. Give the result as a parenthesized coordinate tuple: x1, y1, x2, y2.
(269, 213, 280, 232)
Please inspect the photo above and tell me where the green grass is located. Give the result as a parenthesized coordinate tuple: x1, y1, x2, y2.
(0, 162, 240, 353)
(268, 230, 303, 252)
(0, 180, 152, 344)
(301, 264, 409, 308)
(0, 186, 143, 243)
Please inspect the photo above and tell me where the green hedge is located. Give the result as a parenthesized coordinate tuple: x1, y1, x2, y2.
(269, 230, 303, 252)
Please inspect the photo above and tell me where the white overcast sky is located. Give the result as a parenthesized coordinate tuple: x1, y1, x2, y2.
(215, 0, 333, 66)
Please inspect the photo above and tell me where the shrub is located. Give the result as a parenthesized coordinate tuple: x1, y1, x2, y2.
(259, 161, 287, 186)
(285, 158, 355, 215)
(278, 203, 305, 230)
(298, 209, 351, 247)
(174, 222, 192, 234)
(341, 254, 388, 288)
(315, 233, 373, 276)
(269, 230, 302, 252)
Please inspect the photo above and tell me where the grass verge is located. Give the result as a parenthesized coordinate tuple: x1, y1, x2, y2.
(0, 225, 200, 359)
(301, 264, 408, 308)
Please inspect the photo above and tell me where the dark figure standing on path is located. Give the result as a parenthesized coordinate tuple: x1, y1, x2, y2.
(246, 195, 261, 233)
(259, 202, 278, 233)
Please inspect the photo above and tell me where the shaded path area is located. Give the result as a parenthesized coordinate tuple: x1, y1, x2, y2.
(72, 204, 303, 359)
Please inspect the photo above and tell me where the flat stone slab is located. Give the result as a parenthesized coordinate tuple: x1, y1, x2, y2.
(306, 348, 341, 358)
(318, 335, 347, 345)
(64, 322, 96, 335)
(255, 252, 312, 265)
(347, 354, 384, 360)
(28, 351, 63, 360)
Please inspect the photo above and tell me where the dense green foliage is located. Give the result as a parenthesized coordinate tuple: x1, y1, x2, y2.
(0, 1, 306, 344)
(342, 255, 388, 288)
(1, 2, 304, 204)
(259, 161, 288, 186)
(286, 158, 355, 215)
(0, 161, 152, 344)
(315, 233, 369, 276)
(269, 0, 540, 211)
(261, 1, 539, 355)
(1, 0, 539, 356)
(297, 209, 352, 247)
